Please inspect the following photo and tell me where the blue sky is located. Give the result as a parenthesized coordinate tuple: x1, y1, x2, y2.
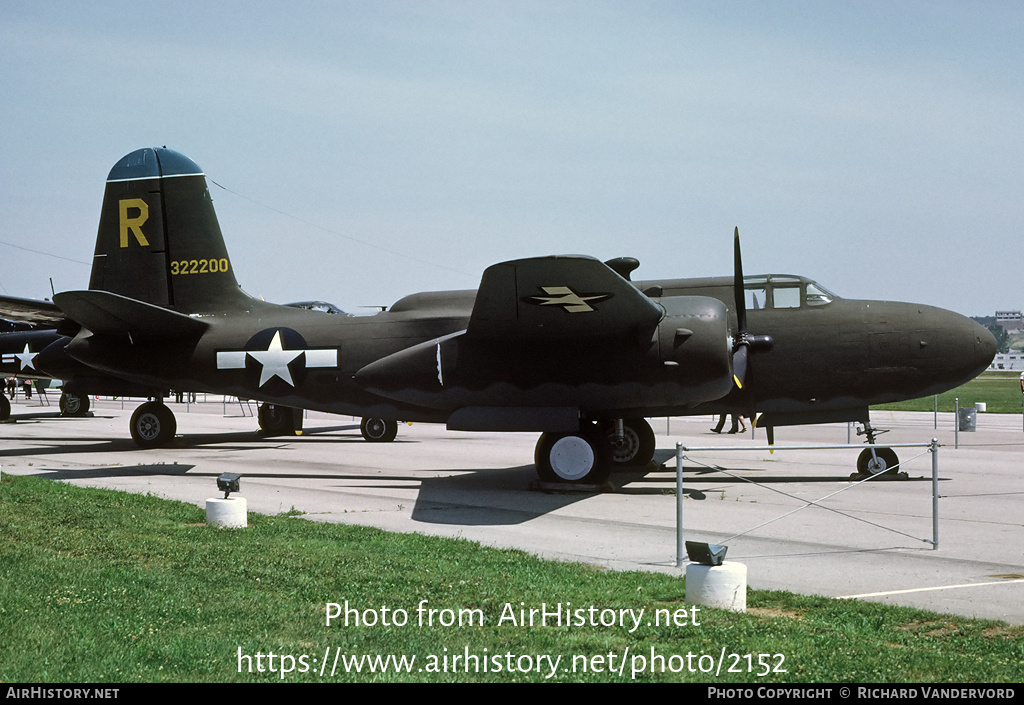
(2, 1, 1021, 315)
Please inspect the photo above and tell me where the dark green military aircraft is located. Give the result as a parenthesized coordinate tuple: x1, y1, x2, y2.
(4, 148, 996, 484)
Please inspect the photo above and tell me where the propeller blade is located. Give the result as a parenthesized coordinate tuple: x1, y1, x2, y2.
(732, 226, 749, 389)
(732, 344, 748, 389)
(733, 226, 746, 336)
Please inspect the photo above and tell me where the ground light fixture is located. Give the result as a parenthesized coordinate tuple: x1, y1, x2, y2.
(217, 472, 241, 499)
(685, 541, 727, 566)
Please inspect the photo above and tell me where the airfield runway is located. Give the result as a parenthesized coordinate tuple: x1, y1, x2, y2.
(3, 395, 1023, 624)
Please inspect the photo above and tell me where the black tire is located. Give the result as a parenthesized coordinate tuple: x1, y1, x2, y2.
(857, 447, 899, 476)
(129, 402, 176, 448)
(535, 430, 611, 484)
(0, 394, 9, 421)
(361, 417, 398, 442)
(606, 418, 656, 466)
(59, 392, 90, 417)
(259, 403, 295, 435)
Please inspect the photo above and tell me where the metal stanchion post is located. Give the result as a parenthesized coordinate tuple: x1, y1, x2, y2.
(676, 442, 684, 568)
(954, 397, 959, 449)
(931, 438, 939, 550)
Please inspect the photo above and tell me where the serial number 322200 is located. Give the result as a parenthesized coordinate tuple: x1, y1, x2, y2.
(171, 258, 230, 275)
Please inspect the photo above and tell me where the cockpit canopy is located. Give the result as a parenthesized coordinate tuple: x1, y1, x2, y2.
(743, 275, 835, 310)
(284, 301, 351, 316)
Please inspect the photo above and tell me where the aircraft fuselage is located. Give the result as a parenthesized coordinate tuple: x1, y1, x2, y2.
(50, 274, 994, 431)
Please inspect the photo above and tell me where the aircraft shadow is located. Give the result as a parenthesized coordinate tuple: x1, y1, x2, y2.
(0, 423, 385, 459)
(407, 456, 949, 527)
(644, 465, 946, 484)
(410, 464, 600, 526)
(26, 463, 197, 480)
(2, 412, 108, 422)
(406, 462, 781, 527)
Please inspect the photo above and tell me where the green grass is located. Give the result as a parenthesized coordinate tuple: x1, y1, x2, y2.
(874, 371, 1024, 413)
(2, 475, 1022, 683)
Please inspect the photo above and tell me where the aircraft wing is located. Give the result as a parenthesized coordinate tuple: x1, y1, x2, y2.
(467, 255, 663, 340)
(0, 294, 66, 328)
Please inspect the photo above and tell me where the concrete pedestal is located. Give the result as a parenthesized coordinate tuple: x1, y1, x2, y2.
(685, 562, 747, 612)
(206, 497, 248, 528)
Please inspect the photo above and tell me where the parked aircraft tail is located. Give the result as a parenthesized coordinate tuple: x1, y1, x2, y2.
(88, 147, 249, 312)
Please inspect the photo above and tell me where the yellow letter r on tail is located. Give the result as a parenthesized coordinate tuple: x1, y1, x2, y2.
(119, 198, 150, 247)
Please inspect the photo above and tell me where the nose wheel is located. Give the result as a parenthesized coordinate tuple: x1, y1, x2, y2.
(857, 447, 900, 476)
(855, 422, 899, 477)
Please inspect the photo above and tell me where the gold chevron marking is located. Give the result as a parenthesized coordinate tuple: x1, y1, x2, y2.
(529, 286, 609, 313)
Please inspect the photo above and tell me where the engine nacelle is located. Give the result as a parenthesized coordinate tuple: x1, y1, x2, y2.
(651, 295, 733, 401)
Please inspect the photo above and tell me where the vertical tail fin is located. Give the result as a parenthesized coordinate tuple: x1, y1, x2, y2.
(89, 147, 248, 312)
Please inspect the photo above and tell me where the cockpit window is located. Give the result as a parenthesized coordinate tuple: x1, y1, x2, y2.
(743, 276, 835, 310)
(805, 283, 834, 307)
(772, 285, 801, 309)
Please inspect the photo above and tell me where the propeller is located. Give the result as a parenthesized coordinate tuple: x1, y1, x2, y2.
(731, 227, 773, 390)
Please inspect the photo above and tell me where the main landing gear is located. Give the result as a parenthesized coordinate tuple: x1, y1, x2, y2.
(59, 392, 90, 417)
(604, 418, 656, 467)
(855, 421, 900, 477)
(360, 417, 398, 442)
(534, 418, 656, 485)
(130, 401, 177, 448)
(258, 403, 303, 436)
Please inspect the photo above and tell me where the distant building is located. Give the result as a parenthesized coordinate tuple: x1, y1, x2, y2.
(989, 353, 1024, 370)
(995, 310, 1023, 332)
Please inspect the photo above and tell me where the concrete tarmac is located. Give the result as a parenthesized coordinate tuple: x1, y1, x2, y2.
(3, 395, 1023, 624)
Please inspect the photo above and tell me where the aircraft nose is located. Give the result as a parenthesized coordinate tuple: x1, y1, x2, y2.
(906, 305, 996, 390)
(970, 317, 998, 372)
(939, 309, 997, 379)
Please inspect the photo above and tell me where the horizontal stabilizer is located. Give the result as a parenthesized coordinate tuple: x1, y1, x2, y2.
(468, 256, 662, 339)
(53, 290, 209, 340)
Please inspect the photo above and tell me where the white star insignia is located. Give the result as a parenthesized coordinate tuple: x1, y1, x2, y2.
(215, 331, 338, 388)
(15, 343, 38, 371)
(248, 331, 302, 386)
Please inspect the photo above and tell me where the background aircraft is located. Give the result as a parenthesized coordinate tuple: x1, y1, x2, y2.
(3, 148, 996, 483)
(0, 299, 97, 419)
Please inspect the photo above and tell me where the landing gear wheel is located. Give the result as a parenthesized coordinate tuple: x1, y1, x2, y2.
(857, 447, 899, 476)
(129, 402, 176, 448)
(606, 418, 656, 466)
(259, 403, 295, 435)
(59, 392, 90, 417)
(535, 430, 611, 484)
(360, 417, 398, 442)
(0, 394, 9, 421)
